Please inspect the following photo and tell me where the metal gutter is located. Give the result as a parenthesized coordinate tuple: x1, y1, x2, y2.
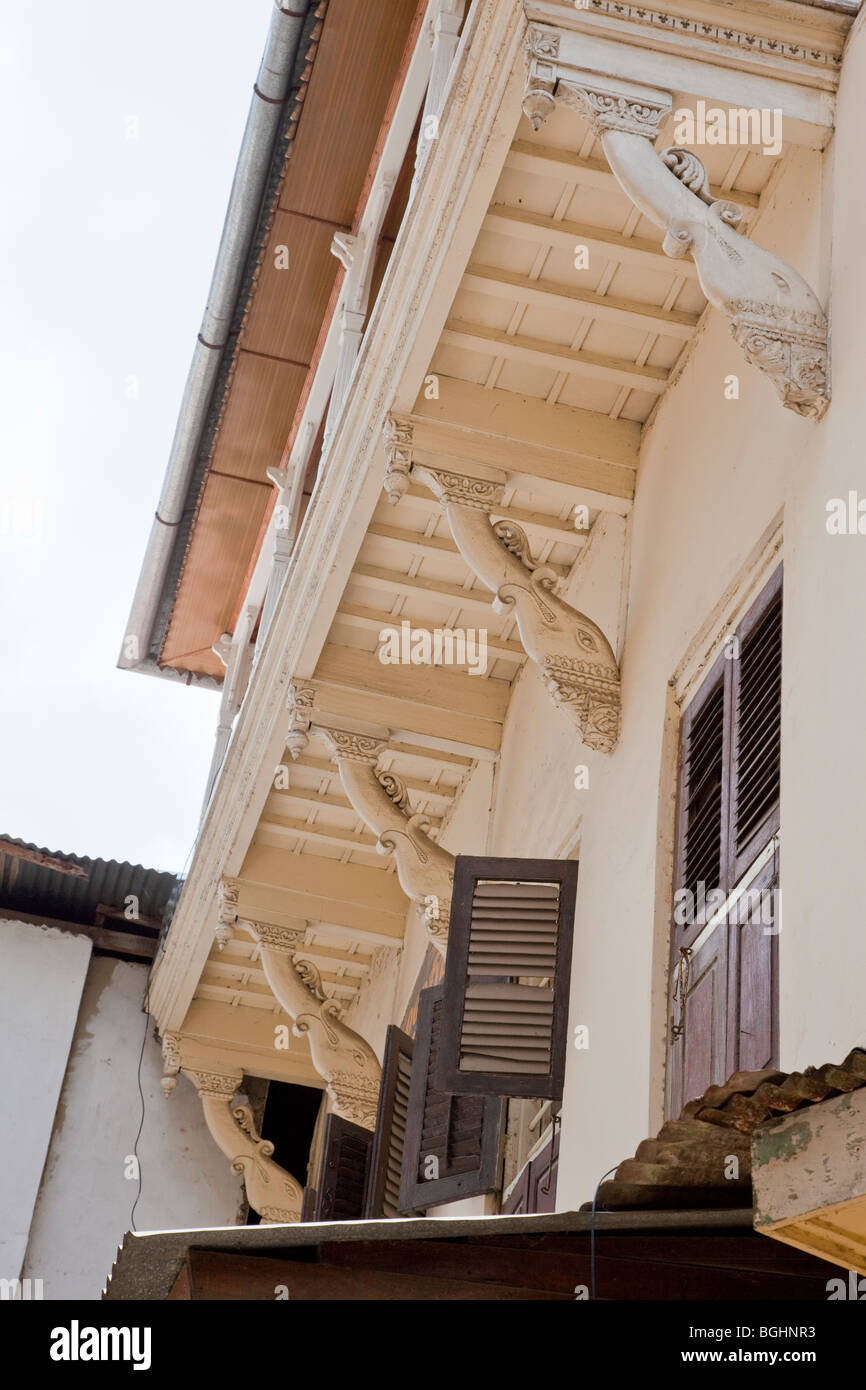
(118, 1, 315, 681)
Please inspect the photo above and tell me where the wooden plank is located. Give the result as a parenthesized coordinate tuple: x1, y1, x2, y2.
(410, 375, 639, 468)
(483, 205, 698, 279)
(442, 320, 669, 394)
(334, 602, 525, 662)
(314, 644, 509, 726)
(504, 140, 759, 209)
(308, 677, 502, 758)
(237, 849, 408, 943)
(463, 262, 699, 339)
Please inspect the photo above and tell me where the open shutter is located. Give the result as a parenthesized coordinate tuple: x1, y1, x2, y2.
(437, 856, 578, 1099)
(398, 985, 502, 1214)
(729, 568, 782, 885)
(363, 1025, 414, 1218)
(728, 858, 779, 1074)
(312, 1113, 372, 1221)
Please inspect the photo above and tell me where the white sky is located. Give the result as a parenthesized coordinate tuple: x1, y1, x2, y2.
(0, 1, 275, 872)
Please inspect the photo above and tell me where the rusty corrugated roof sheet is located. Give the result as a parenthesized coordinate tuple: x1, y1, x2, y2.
(0, 836, 177, 929)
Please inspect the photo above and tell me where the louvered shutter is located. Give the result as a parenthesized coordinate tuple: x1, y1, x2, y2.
(729, 858, 779, 1074)
(673, 651, 731, 950)
(729, 568, 782, 885)
(398, 985, 502, 1214)
(438, 856, 578, 1100)
(312, 1113, 372, 1221)
(363, 1026, 414, 1218)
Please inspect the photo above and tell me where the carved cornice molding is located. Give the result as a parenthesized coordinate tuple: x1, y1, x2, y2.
(521, 54, 830, 419)
(401, 448, 622, 752)
(526, 9, 844, 74)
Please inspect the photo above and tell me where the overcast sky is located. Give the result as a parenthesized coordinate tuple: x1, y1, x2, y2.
(0, 1, 274, 872)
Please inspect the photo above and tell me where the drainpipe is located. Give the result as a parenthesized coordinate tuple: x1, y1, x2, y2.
(118, 1, 314, 677)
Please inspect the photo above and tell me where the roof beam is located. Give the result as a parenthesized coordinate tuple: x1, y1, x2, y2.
(256, 815, 381, 856)
(463, 262, 700, 340)
(236, 848, 408, 945)
(441, 319, 669, 394)
(349, 562, 501, 618)
(334, 602, 525, 662)
(483, 205, 698, 280)
(504, 140, 760, 213)
(307, 667, 503, 757)
(289, 752, 457, 804)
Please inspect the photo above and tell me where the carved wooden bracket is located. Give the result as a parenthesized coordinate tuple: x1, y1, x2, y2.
(241, 918, 382, 1128)
(285, 679, 316, 760)
(185, 1067, 304, 1223)
(384, 421, 622, 752)
(315, 725, 455, 952)
(214, 876, 239, 952)
(523, 32, 830, 420)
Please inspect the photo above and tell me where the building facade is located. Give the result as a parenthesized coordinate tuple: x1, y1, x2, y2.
(118, 0, 866, 1290)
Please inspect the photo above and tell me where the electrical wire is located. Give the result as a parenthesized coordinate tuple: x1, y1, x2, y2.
(590, 1164, 620, 1299)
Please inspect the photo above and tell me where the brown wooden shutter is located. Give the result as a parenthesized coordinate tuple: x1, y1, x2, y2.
(398, 985, 502, 1214)
(667, 920, 731, 1114)
(673, 651, 730, 949)
(300, 1184, 317, 1222)
(437, 856, 578, 1099)
(728, 858, 779, 1075)
(312, 1113, 372, 1221)
(363, 1025, 414, 1219)
(729, 568, 782, 885)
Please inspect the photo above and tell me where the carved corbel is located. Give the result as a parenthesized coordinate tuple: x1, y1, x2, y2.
(242, 919, 382, 1128)
(185, 1067, 304, 1223)
(160, 1031, 181, 1097)
(522, 38, 830, 418)
(285, 678, 315, 759)
(385, 421, 621, 751)
(214, 876, 239, 951)
(315, 726, 455, 950)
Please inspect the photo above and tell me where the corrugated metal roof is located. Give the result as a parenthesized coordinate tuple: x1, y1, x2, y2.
(0, 836, 177, 929)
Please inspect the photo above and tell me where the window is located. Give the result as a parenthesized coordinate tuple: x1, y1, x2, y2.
(668, 568, 782, 1115)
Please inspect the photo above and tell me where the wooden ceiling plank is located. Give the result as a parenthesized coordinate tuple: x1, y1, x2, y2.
(335, 601, 525, 660)
(504, 139, 760, 209)
(463, 263, 699, 340)
(441, 320, 669, 394)
(483, 205, 699, 280)
(307, 674, 502, 756)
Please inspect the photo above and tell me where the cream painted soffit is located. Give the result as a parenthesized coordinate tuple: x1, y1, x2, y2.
(147, 0, 530, 1035)
(149, 0, 848, 1038)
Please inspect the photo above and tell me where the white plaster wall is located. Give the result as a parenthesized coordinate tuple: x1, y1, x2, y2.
(0, 919, 91, 1281)
(22, 955, 242, 1299)
(486, 139, 843, 1211)
(778, 14, 866, 1069)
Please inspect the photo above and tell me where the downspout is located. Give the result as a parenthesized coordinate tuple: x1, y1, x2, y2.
(118, 1, 314, 677)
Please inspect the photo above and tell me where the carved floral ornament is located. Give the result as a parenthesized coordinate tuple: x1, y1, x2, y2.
(382, 421, 622, 753)
(522, 35, 830, 419)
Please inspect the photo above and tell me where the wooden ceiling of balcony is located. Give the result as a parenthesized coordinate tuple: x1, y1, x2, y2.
(159, 0, 422, 680)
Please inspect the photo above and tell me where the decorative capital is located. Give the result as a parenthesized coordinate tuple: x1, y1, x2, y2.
(185, 1068, 242, 1100)
(383, 416, 414, 506)
(327, 1072, 381, 1131)
(318, 724, 388, 766)
(557, 73, 672, 140)
(412, 462, 506, 513)
(285, 679, 315, 759)
(243, 918, 306, 954)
